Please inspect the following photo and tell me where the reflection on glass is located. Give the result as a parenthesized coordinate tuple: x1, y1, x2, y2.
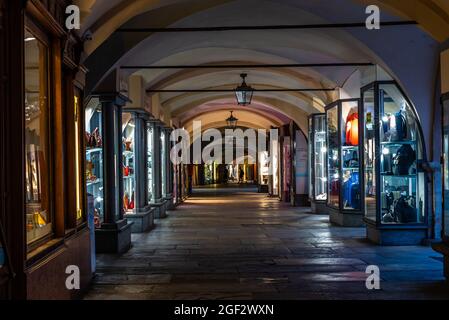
(363, 87, 376, 221)
(379, 84, 423, 224)
(444, 99, 449, 237)
(122, 113, 136, 213)
(25, 28, 52, 244)
(327, 105, 339, 208)
(85, 101, 104, 228)
(341, 101, 361, 210)
(147, 123, 154, 204)
(313, 115, 327, 201)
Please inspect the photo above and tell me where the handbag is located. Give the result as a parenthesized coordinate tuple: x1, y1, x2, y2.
(394, 195, 417, 223)
(392, 144, 416, 175)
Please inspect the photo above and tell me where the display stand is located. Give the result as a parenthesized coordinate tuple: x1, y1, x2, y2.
(308, 114, 328, 214)
(326, 99, 363, 226)
(361, 81, 428, 245)
(258, 151, 269, 193)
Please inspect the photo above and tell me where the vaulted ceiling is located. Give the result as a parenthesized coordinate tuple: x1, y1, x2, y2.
(76, 0, 447, 140)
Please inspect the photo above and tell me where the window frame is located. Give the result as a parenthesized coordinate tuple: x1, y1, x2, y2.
(24, 16, 55, 251)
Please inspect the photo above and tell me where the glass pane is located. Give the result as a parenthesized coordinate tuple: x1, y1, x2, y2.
(314, 115, 327, 201)
(327, 105, 340, 208)
(161, 131, 166, 197)
(443, 99, 449, 236)
(363, 87, 376, 221)
(25, 28, 52, 244)
(379, 84, 423, 224)
(85, 101, 104, 227)
(147, 123, 154, 203)
(341, 100, 361, 210)
(122, 113, 136, 213)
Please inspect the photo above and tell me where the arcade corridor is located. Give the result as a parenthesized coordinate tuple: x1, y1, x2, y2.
(85, 186, 448, 300)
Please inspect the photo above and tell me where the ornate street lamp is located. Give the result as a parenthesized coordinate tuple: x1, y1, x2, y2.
(234, 73, 253, 106)
(226, 111, 238, 129)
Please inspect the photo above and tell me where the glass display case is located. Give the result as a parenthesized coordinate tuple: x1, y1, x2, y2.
(147, 122, 154, 204)
(85, 100, 104, 228)
(308, 114, 327, 213)
(444, 94, 449, 241)
(326, 99, 363, 226)
(122, 112, 136, 213)
(361, 81, 427, 245)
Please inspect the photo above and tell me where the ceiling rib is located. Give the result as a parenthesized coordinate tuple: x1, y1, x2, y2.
(121, 62, 374, 69)
(116, 21, 417, 33)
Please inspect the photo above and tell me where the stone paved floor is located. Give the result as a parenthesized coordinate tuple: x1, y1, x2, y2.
(84, 186, 449, 300)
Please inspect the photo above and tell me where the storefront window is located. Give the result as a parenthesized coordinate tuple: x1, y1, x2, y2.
(85, 100, 104, 227)
(25, 27, 52, 245)
(326, 104, 339, 209)
(271, 139, 279, 196)
(147, 123, 154, 203)
(122, 113, 136, 213)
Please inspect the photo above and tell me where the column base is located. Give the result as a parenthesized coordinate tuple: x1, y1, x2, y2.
(95, 219, 133, 253)
(329, 207, 364, 227)
(151, 199, 168, 218)
(124, 206, 155, 233)
(311, 201, 328, 214)
(366, 223, 428, 245)
(432, 242, 449, 281)
(164, 194, 175, 210)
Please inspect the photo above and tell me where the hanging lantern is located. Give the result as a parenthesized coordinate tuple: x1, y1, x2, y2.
(234, 73, 253, 106)
(226, 111, 238, 129)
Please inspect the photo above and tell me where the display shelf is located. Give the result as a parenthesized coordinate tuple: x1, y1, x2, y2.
(87, 178, 103, 187)
(86, 147, 102, 154)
